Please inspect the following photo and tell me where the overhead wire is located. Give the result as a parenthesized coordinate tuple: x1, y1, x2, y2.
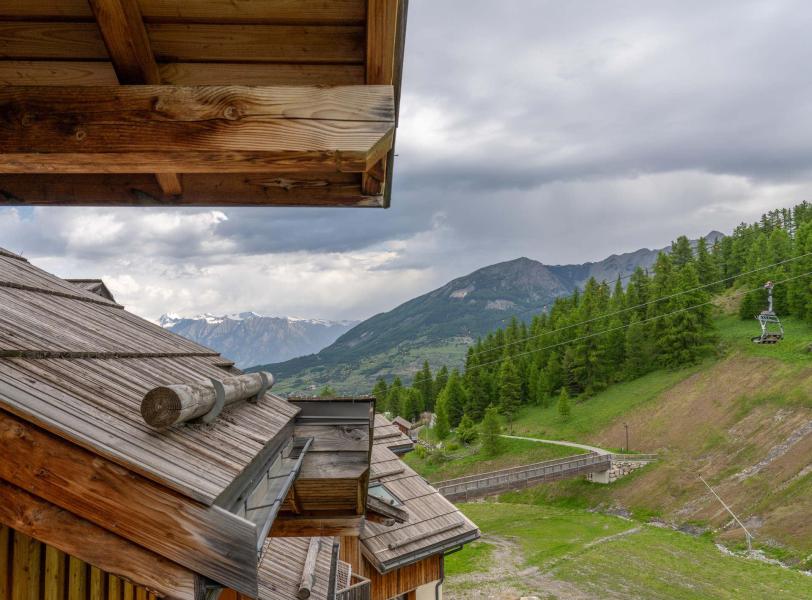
(464, 249, 812, 362)
(465, 269, 812, 373)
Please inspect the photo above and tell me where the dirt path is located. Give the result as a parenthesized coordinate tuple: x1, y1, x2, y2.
(500, 434, 611, 456)
(444, 533, 603, 600)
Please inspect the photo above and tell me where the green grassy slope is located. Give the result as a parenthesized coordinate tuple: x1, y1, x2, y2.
(412, 313, 812, 597)
(445, 502, 812, 600)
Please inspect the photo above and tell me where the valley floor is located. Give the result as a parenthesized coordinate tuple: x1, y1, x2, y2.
(445, 502, 812, 600)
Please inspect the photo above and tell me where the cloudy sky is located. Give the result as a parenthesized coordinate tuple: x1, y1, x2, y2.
(5, 0, 812, 322)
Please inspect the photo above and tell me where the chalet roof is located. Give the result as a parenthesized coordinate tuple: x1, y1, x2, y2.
(66, 278, 117, 302)
(0, 251, 374, 595)
(363, 416, 479, 573)
(0, 248, 298, 504)
(0, 0, 408, 207)
(372, 412, 414, 454)
(392, 415, 412, 429)
(259, 537, 335, 600)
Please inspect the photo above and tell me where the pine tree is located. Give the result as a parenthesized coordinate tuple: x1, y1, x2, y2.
(399, 388, 420, 422)
(658, 263, 715, 367)
(557, 387, 571, 420)
(480, 405, 502, 456)
(372, 377, 388, 408)
(498, 356, 521, 432)
(413, 360, 433, 413)
(624, 314, 653, 378)
(456, 414, 478, 444)
(671, 235, 694, 269)
(433, 366, 449, 409)
(696, 237, 721, 291)
(385, 377, 403, 416)
(441, 369, 467, 427)
(434, 389, 450, 441)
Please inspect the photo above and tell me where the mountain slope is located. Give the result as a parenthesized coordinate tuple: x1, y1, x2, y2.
(159, 312, 355, 368)
(256, 237, 725, 393)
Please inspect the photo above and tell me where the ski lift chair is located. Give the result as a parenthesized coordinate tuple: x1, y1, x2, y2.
(752, 281, 784, 344)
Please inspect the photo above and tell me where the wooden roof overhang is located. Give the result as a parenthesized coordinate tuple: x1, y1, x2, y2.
(0, 0, 408, 207)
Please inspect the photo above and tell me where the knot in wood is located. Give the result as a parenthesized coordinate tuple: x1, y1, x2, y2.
(74, 128, 87, 142)
(223, 105, 239, 120)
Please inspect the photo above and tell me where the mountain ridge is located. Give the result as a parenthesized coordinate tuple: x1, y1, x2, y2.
(159, 312, 357, 368)
(250, 232, 724, 393)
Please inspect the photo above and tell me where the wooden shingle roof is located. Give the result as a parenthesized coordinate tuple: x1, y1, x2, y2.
(364, 416, 479, 572)
(0, 249, 298, 505)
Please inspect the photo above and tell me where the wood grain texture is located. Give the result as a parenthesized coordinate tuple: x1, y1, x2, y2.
(269, 516, 363, 538)
(0, 173, 382, 206)
(85, 0, 180, 195)
(0, 23, 363, 62)
(0, 62, 365, 87)
(0, 85, 394, 173)
(44, 546, 66, 600)
(366, 0, 399, 85)
(0, 409, 259, 596)
(88, 0, 161, 84)
(0, 1, 366, 25)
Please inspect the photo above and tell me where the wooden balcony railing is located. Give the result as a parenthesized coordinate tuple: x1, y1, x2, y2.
(336, 573, 371, 600)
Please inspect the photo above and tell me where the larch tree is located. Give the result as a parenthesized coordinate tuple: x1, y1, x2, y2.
(498, 356, 522, 432)
(480, 405, 503, 456)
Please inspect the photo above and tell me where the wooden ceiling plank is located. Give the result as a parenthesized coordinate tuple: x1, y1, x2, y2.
(0, 22, 365, 63)
(0, 408, 259, 596)
(0, 1, 366, 25)
(0, 62, 365, 87)
(0, 61, 119, 86)
(86, 0, 180, 195)
(0, 479, 200, 600)
(0, 173, 384, 207)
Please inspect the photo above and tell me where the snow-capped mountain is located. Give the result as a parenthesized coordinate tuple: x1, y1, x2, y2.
(158, 312, 357, 368)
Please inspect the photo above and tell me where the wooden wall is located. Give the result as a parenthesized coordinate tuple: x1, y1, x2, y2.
(0, 525, 160, 600)
(338, 538, 440, 600)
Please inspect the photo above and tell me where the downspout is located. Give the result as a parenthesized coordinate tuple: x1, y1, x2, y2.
(435, 546, 463, 600)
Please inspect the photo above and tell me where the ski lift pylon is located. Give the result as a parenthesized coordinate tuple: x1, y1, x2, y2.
(752, 281, 784, 344)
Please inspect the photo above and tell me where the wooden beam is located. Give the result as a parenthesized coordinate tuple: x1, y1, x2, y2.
(0, 1, 367, 25)
(0, 85, 394, 173)
(0, 62, 365, 87)
(0, 173, 384, 206)
(86, 0, 179, 195)
(364, 0, 400, 196)
(0, 479, 200, 600)
(0, 409, 258, 596)
(87, 0, 160, 84)
(270, 516, 364, 538)
(297, 538, 321, 600)
(366, 0, 399, 86)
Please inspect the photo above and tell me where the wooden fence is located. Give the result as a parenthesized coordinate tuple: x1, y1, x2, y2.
(435, 453, 612, 501)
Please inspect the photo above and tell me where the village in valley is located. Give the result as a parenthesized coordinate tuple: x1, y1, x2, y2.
(0, 2, 811, 600)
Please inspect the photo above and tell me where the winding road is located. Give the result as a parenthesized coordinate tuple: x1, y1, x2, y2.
(500, 434, 611, 455)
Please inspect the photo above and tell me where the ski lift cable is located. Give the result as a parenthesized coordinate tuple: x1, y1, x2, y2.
(465, 269, 812, 373)
(465, 250, 812, 362)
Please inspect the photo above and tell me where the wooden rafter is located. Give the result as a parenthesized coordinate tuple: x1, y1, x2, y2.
(86, 0, 181, 195)
(362, 0, 400, 196)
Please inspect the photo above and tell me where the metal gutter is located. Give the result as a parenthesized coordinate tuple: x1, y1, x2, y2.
(249, 437, 313, 551)
(367, 528, 481, 574)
